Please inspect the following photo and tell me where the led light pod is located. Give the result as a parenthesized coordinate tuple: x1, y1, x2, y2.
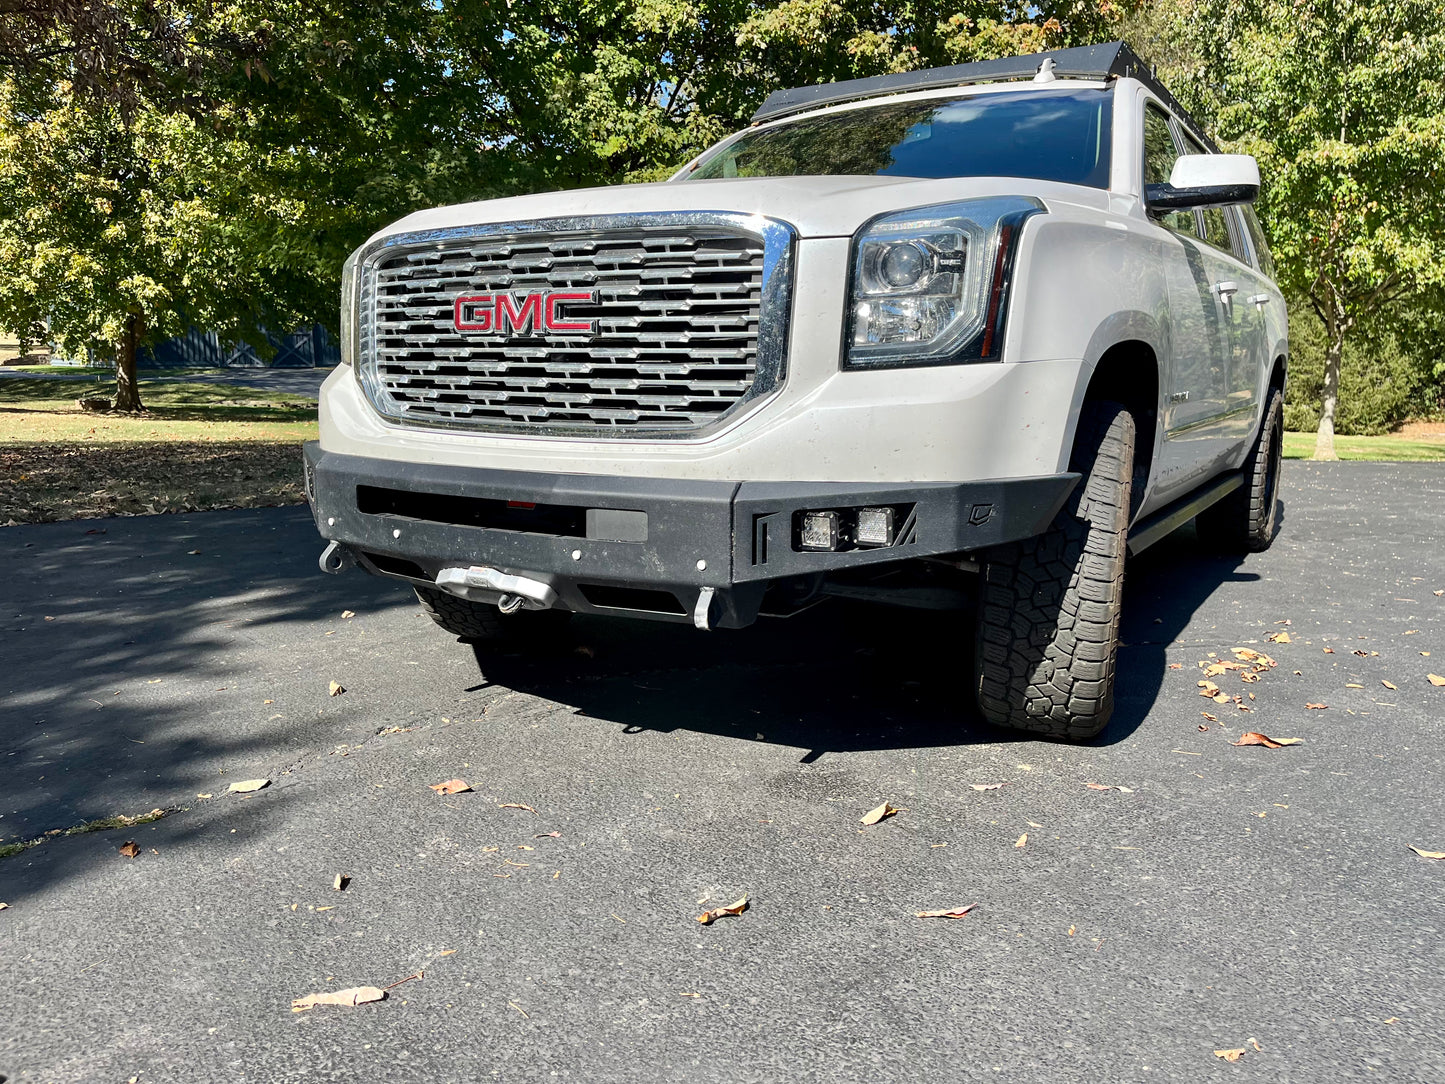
(799, 511, 841, 551)
(854, 507, 896, 547)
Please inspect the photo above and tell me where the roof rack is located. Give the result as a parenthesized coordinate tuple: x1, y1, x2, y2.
(751, 41, 1217, 152)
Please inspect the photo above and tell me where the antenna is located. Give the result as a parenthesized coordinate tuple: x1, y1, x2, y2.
(1033, 58, 1057, 83)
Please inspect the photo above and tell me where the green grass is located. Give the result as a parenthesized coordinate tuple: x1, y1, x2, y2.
(1283, 430, 1445, 461)
(0, 806, 175, 860)
(0, 378, 317, 442)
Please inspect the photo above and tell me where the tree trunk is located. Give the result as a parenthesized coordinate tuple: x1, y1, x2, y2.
(112, 314, 145, 412)
(1313, 317, 1344, 461)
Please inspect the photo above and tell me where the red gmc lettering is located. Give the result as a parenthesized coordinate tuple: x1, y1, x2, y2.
(454, 291, 598, 336)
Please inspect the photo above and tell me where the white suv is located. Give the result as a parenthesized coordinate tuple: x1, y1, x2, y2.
(305, 41, 1287, 740)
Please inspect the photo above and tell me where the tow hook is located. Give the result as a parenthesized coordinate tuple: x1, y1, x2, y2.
(435, 566, 557, 611)
(319, 540, 356, 575)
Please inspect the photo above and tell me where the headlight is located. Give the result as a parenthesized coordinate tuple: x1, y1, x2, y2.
(845, 197, 1042, 369)
(338, 247, 361, 366)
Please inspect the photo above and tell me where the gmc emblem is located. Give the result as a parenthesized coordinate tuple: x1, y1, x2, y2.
(453, 290, 598, 337)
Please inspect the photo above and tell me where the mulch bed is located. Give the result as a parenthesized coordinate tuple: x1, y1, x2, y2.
(1, 442, 307, 524)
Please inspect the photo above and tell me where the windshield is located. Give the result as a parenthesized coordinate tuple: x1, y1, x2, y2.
(686, 87, 1113, 188)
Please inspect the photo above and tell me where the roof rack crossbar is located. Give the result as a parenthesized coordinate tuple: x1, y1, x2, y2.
(750, 41, 1217, 152)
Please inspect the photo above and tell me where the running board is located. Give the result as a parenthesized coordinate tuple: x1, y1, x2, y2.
(1127, 472, 1243, 556)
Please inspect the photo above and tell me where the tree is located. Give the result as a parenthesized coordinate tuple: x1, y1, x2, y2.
(1126, 0, 1445, 459)
(0, 1, 486, 410)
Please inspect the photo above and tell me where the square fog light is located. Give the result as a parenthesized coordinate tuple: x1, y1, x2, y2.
(799, 510, 841, 551)
(855, 506, 895, 547)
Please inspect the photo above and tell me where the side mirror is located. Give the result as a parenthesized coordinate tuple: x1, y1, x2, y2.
(1146, 154, 1260, 210)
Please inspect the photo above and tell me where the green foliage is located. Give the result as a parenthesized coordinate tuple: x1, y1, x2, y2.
(1282, 305, 1439, 435)
(1124, 0, 1445, 454)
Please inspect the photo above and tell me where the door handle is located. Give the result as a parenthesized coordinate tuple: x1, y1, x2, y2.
(1247, 294, 1271, 306)
(1213, 281, 1240, 298)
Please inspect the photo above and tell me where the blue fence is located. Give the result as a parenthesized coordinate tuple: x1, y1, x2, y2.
(139, 324, 338, 369)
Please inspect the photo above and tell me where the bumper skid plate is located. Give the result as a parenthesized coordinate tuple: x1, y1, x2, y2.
(303, 442, 1078, 629)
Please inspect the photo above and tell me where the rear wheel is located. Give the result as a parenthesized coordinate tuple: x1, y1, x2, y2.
(414, 585, 570, 643)
(974, 401, 1135, 740)
(1196, 388, 1283, 552)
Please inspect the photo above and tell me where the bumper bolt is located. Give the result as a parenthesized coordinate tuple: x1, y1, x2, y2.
(696, 559, 707, 571)
(571, 549, 582, 561)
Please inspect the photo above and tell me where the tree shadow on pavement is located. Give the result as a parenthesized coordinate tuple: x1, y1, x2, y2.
(469, 516, 1269, 758)
(0, 506, 412, 900)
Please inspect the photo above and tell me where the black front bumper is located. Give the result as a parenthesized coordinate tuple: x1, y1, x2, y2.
(303, 442, 1077, 628)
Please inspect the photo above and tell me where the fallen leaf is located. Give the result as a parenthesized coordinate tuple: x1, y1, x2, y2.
(196, 793, 212, 799)
(291, 986, 385, 1012)
(1168, 663, 1183, 670)
(969, 782, 1010, 791)
(1428, 674, 1445, 687)
(499, 803, 537, 813)
(1268, 630, 1291, 644)
(1067, 924, 1075, 936)
(1085, 783, 1134, 792)
(534, 831, 561, 839)
(328, 681, 345, 696)
(341, 610, 355, 619)
(118, 841, 139, 858)
(516, 844, 534, 851)
(1212, 692, 1232, 704)
(1214, 1048, 1246, 1062)
(1305, 703, 1328, 710)
(1407, 845, 1445, 859)
(915, 904, 977, 919)
(228, 778, 270, 793)
(1323, 647, 1335, 654)
(1197, 680, 1220, 697)
(1232, 732, 1302, 748)
(860, 802, 898, 825)
(697, 895, 749, 925)
(429, 779, 472, 795)
(1345, 683, 1364, 689)
(1014, 833, 1027, 848)
(1201, 712, 1217, 722)
(333, 874, 349, 891)
(1382, 680, 1398, 690)
(188, 549, 201, 555)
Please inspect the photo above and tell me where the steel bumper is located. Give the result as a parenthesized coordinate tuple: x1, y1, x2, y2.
(303, 442, 1078, 628)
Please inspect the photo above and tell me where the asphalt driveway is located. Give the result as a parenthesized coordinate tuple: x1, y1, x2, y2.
(1, 462, 1442, 1083)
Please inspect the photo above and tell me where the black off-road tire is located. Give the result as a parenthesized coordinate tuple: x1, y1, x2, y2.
(1196, 388, 1283, 552)
(414, 585, 570, 643)
(974, 401, 1135, 740)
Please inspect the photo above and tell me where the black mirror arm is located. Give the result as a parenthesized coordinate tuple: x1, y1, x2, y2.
(1145, 182, 1259, 209)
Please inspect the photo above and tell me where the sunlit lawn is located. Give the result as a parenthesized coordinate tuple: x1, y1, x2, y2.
(1283, 430, 1445, 462)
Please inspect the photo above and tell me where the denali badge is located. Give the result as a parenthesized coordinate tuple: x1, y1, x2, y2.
(453, 290, 598, 336)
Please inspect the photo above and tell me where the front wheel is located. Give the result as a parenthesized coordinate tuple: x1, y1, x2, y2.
(974, 401, 1135, 741)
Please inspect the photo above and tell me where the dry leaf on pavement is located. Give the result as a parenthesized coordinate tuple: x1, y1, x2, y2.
(1014, 833, 1028, 848)
(1197, 680, 1220, 697)
(860, 802, 898, 825)
(1428, 674, 1445, 687)
(969, 782, 1010, 791)
(118, 841, 139, 858)
(0, 902, 8, 910)
(1232, 732, 1302, 748)
(499, 802, 537, 813)
(1382, 680, 1398, 690)
(1267, 631, 1291, 644)
(1085, 783, 1133, 792)
(228, 779, 270, 793)
(915, 904, 977, 919)
(328, 681, 345, 696)
(429, 779, 472, 795)
(333, 874, 349, 891)
(1214, 1048, 1246, 1062)
(697, 896, 749, 925)
(341, 610, 355, 619)
(1407, 845, 1445, 859)
(291, 986, 386, 1012)
(1305, 703, 1328, 710)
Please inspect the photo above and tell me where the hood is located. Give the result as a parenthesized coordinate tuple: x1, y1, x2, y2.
(373, 174, 1108, 243)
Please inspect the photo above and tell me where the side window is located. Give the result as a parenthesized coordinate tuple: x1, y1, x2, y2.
(1143, 103, 1201, 239)
(1178, 130, 1249, 262)
(1240, 206, 1277, 280)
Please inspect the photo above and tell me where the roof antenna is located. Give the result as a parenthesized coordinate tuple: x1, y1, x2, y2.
(1033, 57, 1057, 83)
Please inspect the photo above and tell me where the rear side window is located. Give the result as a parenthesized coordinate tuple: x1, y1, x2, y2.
(1240, 206, 1277, 279)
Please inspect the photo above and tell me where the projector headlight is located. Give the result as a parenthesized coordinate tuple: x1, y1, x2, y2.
(845, 197, 1042, 369)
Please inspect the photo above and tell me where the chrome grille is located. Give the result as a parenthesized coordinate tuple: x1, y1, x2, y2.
(356, 214, 794, 437)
